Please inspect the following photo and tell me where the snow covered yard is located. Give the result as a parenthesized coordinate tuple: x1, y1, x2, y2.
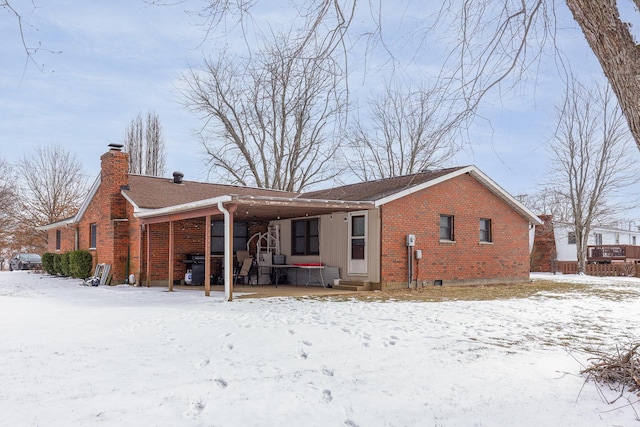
(0, 272, 639, 426)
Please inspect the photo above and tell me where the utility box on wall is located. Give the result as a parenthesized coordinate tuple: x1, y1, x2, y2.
(406, 234, 416, 247)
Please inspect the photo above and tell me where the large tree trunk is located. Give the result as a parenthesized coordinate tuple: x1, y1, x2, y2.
(566, 0, 640, 149)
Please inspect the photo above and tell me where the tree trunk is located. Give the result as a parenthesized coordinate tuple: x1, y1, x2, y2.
(566, 0, 640, 149)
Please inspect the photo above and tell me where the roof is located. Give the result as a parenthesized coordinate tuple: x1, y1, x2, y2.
(39, 165, 542, 227)
(300, 167, 467, 202)
(122, 175, 299, 210)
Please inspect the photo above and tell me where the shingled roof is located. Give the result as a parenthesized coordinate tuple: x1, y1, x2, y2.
(299, 166, 468, 202)
(123, 174, 299, 210)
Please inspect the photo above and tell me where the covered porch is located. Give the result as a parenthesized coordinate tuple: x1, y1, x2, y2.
(136, 194, 373, 301)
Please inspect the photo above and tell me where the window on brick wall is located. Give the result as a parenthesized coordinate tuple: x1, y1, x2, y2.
(439, 215, 454, 241)
(211, 221, 248, 254)
(568, 231, 576, 245)
(90, 223, 97, 249)
(55, 230, 61, 250)
(479, 218, 492, 242)
(292, 218, 319, 255)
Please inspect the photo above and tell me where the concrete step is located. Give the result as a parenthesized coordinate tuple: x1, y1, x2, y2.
(333, 280, 371, 291)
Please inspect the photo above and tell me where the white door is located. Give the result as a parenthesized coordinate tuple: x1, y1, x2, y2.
(348, 212, 367, 275)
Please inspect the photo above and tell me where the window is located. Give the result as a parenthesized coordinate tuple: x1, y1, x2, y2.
(595, 233, 603, 245)
(292, 218, 319, 255)
(351, 215, 365, 259)
(439, 215, 454, 241)
(479, 218, 492, 242)
(568, 231, 576, 245)
(90, 223, 97, 249)
(55, 230, 61, 250)
(211, 221, 248, 254)
(634, 236, 637, 246)
(615, 233, 620, 244)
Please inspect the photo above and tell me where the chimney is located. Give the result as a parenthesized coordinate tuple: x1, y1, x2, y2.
(101, 143, 130, 218)
(173, 171, 184, 184)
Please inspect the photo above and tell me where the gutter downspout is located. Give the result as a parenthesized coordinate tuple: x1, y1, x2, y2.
(218, 201, 233, 302)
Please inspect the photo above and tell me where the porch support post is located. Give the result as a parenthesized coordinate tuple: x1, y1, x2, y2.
(218, 202, 237, 301)
(168, 220, 174, 292)
(146, 224, 151, 287)
(205, 215, 211, 297)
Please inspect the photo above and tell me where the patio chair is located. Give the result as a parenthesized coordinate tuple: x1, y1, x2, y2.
(235, 250, 251, 274)
(234, 256, 254, 286)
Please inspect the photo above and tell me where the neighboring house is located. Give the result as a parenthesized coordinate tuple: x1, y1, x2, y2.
(39, 145, 541, 295)
(531, 217, 640, 271)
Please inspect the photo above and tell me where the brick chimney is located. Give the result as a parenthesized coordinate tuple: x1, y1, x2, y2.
(530, 215, 557, 272)
(100, 143, 129, 219)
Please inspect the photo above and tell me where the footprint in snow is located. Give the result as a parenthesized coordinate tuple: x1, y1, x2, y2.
(322, 389, 333, 403)
(185, 400, 205, 418)
(226, 343, 234, 350)
(215, 378, 228, 388)
(301, 340, 312, 346)
(288, 329, 296, 335)
(195, 358, 210, 369)
(299, 349, 308, 359)
(321, 367, 334, 377)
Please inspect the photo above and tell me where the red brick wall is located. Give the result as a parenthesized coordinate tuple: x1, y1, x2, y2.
(380, 173, 531, 287)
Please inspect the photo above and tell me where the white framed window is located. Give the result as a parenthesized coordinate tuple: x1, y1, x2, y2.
(348, 211, 367, 275)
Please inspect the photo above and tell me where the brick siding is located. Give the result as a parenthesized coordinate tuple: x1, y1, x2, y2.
(379, 173, 531, 287)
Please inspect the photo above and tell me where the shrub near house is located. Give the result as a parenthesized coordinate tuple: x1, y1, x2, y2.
(43, 250, 93, 279)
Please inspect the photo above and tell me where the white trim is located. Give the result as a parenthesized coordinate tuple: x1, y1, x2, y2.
(74, 175, 101, 222)
(135, 195, 233, 218)
(121, 191, 140, 212)
(374, 166, 542, 226)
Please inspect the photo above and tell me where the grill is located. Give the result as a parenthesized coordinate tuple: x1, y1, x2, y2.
(183, 254, 206, 285)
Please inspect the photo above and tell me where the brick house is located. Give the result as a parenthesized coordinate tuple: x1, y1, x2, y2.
(40, 145, 541, 298)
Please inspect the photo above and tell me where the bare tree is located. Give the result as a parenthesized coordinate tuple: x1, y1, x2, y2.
(180, 33, 346, 192)
(565, 0, 640, 154)
(346, 83, 462, 181)
(0, 156, 16, 254)
(124, 110, 166, 177)
(15, 145, 89, 252)
(521, 188, 574, 223)
(546, 77, 639, 273)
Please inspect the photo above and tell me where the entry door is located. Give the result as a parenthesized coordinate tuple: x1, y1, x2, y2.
(348, 212, 367, 275)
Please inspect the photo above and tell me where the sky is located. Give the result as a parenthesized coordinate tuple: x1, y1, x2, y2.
(1, 270, 639, 425)
(1, 1, 640, 212)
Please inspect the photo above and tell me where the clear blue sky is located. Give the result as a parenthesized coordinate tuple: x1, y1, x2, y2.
(1, 0, 639, 214)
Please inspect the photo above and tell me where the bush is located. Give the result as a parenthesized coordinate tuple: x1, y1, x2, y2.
(68, 250, 93, 279)
(59, 252, 71, 277)
(53, 253, 63, 275)
(42, 252, 55, 275)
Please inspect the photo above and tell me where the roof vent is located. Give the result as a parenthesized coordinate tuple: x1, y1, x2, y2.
(108, 143, 124, 151)
(173, 171, 184, 184)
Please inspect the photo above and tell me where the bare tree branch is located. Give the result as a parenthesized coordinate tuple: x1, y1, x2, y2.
(546, 77, 640, 273)
(15, 145, 89, 252)
(180, 30, 346, 192)
(346, 82, 463, 181)
(124, 110, 166, 177)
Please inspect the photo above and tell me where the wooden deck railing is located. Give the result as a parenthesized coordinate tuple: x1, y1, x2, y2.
(587, 245, 640, 262)
(556, 261, 639, 277)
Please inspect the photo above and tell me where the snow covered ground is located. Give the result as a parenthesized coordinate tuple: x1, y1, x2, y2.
(1, 271, 639, 426)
